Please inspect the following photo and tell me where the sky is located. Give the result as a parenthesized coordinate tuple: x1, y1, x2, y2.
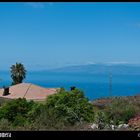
(0, 2, 140, 70)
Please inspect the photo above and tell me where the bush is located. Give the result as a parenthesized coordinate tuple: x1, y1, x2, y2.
(0, 88, 94, 130)
(0, 119, 12, 131)
(34, 88, 94, 130)
(104, 98, 137, 125)
(94, 110, 108, 129)
(0, 98, 39, 126)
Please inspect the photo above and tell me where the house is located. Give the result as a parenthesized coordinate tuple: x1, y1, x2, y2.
(0, 83, 58, 101)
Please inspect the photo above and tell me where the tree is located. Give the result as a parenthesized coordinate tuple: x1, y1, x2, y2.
(10, 63, 26, 85)
(36, 88, 94, 128)
(0, 98, 39, 126)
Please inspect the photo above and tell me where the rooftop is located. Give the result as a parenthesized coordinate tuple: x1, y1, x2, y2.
(0, 83, 58, 101)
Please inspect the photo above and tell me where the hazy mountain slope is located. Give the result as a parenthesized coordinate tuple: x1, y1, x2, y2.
(49, 64, 140, 75)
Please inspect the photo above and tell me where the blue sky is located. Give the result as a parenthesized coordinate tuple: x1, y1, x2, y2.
(1, 2, 140, 70)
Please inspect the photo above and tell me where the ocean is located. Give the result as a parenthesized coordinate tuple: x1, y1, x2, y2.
(1, 72, 140, 101)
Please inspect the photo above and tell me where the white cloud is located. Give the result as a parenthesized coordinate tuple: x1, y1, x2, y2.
(134, 23, 140, 27)
(25, 2, 45, 8)
(25, 2, 54, 9)
(127, 23, 140, 28)
(86, 61, 96, 65)
(106, 61, 129, 64)
(104, 61, 140, 66)
(48, 2, 53, 6)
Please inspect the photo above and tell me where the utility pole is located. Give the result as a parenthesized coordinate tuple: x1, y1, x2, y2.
(109, 73, 112, 98)
(0, 78, 2, 88)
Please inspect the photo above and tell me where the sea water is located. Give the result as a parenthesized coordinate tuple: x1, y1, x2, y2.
(1, 71, 140, 101)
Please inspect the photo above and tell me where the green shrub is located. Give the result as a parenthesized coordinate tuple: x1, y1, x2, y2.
(0, 98, 39, 126)
(13, 115, 28, 126)
(94, 110, 108, 129)
(0, 119, 12, 131)
(0, 88, 94, 130)
(34, 88, 94, 130)
(105, 98, 137, 125)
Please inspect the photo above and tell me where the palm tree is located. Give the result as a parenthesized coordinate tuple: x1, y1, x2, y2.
(10, 63, 27, 85)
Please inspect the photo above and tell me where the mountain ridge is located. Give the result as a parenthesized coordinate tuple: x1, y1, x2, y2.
(47, 63, 140, 75)
(2, 63, 140, 75)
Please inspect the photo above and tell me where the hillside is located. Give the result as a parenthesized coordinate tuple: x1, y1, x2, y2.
(49, 63, 140, 75)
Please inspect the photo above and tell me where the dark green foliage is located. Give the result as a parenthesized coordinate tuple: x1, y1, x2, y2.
(0, 88, 94, 130)
(40, 88, 94, 126)
(31, 88, 94, 130)
(33, 106, 66, 130)
(0, 98, 39, 126)
(0, 89, 140, 130)
(10, 62, 26, 85)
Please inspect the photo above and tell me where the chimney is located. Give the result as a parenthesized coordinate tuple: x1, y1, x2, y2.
(70, 86, 76, 91)
(3, 87, 10, 96)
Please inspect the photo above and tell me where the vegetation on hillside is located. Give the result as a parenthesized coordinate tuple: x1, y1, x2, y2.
(0, 87, 139, 130)
(0, 88, 95, 130)
(91, 96, 140, 130)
